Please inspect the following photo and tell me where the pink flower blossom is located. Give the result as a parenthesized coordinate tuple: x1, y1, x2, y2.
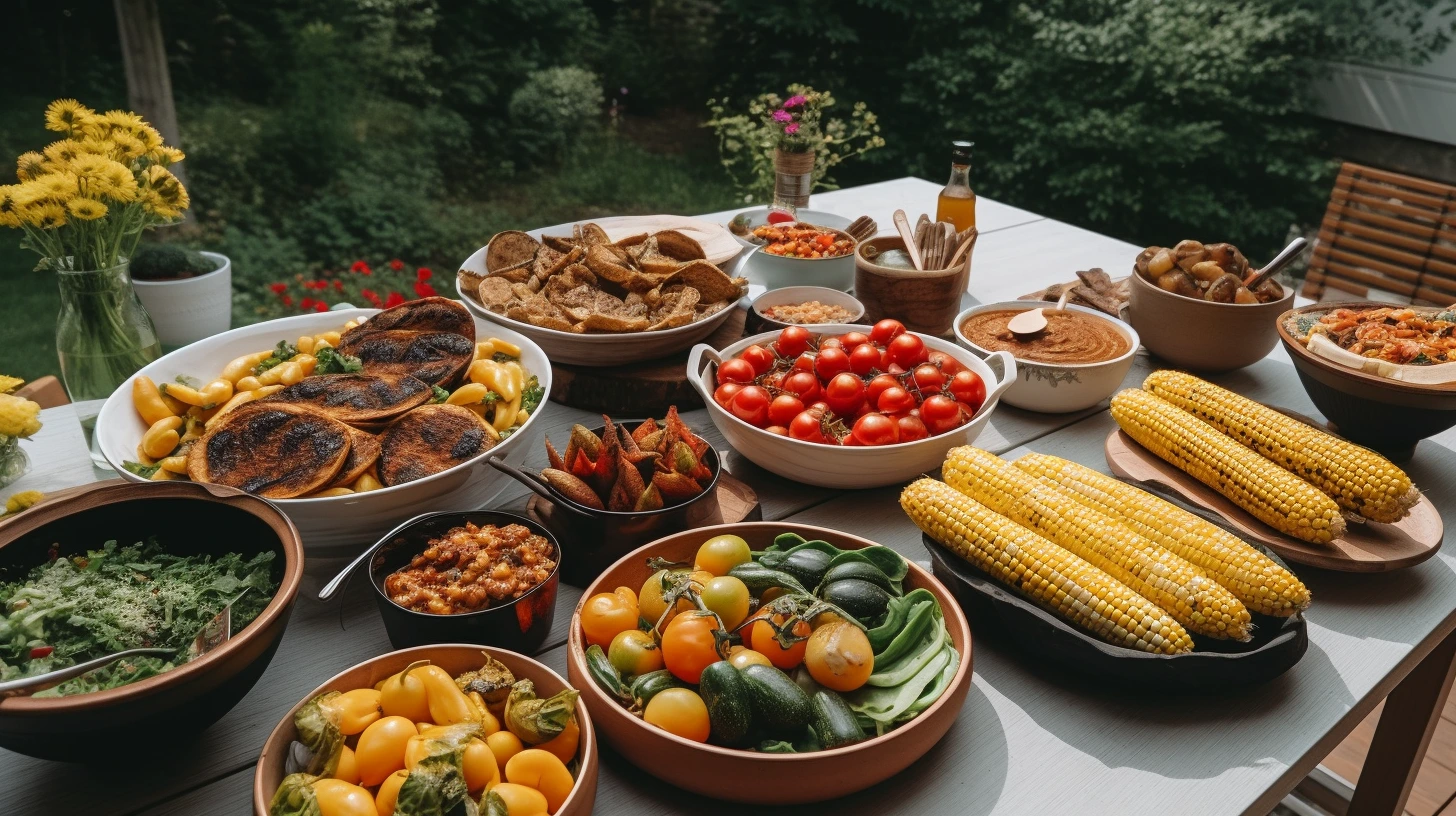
(772, 110, 793, 123)
(784, 123, 800, 135)
(784, 95, 807, 109)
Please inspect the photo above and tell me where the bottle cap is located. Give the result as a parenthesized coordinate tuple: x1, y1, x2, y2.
(951, 140, 974, 163)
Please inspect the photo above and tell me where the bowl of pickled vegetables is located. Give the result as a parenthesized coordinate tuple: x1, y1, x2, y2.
(566, 522, 972, 804)
(744, 224, 858, 292)
(255, 644, 597, 816)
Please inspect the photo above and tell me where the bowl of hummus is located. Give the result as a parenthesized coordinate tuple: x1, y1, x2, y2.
(954, 301, 1139, 413)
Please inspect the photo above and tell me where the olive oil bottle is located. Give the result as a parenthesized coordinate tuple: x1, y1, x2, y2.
(936, 140, 977, 231)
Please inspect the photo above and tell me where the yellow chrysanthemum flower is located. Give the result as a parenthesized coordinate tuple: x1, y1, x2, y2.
(110, 132, 146, 160)
(44, 99, 94, 134)
(2, 490, 44, 517)
(102, 109, 145, 131)
(15, 152, 46, 182)
(148, 145, 186, 167)
(42, 140, 81, 167)
(76, 136, 118, 159)
(0, 393, 41, 438)
(0, 187, 20, 229)
(22, 202, 66, 229)
(136, 124, 163, 152)
(139, 188, 181, 220)
(103, 163, 139, 202)
(67, 197, 107, 221)
(0, 376, 22, 394)
(33, 172, 78, 202)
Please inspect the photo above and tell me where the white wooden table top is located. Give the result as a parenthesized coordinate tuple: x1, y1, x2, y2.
(3, 179, 1449, 816)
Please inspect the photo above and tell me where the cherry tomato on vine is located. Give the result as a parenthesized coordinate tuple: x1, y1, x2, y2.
(729, 385, 771, 427)
(750, 614, 811, 670)
(870, 319, 906, 346)
(814, 347, 851, 381)
(824, 373, 865, 417)
(765, 425, 787, 435)
(896, 414, 930, 442)
(791, 352, 816, 374)
(820, 336, 844, 350)
(789, 410, 828, 443)
(713, 383, 741, 410)
(851, 413, 899, 446)
(887, 333, 929, 368)
(920, 394, 964, 435)
(877, 385, 917, 415)
(780, 370, 821, 403)
(643, 688, 710, 743)
(662, 611, 727, 683)
(849, 343, 881, 376)
(949, 370, 987, 413)
(716, 358, 755, 386)
(774, 326, 813, 358)
(740, 345, 775, 376)
(928, 350, 963, 376)
(839, 331, 870, 350)
(865, 373, 901, 407)
(885, 362, 906, 376)
(912, 363, 946, 392)
(768, 394, 805, 426)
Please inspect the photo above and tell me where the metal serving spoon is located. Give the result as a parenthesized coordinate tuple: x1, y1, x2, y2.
(0, 589, 248, 699)
(1243, 236, 1310, 291)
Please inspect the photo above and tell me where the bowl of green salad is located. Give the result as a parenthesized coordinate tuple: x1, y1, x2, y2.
(0, 480, 303, 760)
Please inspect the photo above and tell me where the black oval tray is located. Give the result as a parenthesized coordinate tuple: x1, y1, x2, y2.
(923, 532, 1308, 688)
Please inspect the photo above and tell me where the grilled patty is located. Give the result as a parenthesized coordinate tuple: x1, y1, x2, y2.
(261, 373, 432, 423)
(329, 425, 382, 488)
(341, 296, 475, 343)
(187, 403, 352, 498)
(338, 330, 474, 387)
(377, 403, 496, 486)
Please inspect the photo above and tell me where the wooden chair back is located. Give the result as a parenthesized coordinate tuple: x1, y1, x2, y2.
(1302, 162, 1456, 306)
(14, 375, 69, 409)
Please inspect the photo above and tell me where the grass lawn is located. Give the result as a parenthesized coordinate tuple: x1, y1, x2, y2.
(0, 241, 60, 382)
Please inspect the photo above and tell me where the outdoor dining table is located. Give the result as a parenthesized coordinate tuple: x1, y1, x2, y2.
(5, 177, 1455, 816)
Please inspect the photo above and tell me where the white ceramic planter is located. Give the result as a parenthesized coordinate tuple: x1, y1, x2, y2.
(953, 301, 1139, 414)
(132, 251, 232, 347)
(688, 325, 1016, 489)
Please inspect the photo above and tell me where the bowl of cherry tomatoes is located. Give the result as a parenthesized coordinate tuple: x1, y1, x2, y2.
(686, 319, 1016, 489)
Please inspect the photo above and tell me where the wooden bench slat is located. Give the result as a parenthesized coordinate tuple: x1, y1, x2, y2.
(1339, 176, 1456, 213)
(1328, 202, 1441, 240)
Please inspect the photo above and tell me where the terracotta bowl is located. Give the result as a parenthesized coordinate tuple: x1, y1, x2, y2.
(254, 644, 598, 816)
(855, 235, 971, 337)
(1278, 301, 1456, 460)
(0, 481, 303, 761)
(1127, 269, 1293, 372)
(566, 521, 973, 805)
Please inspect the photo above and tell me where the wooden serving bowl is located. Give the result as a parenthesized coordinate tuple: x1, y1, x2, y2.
(1127, 269, 1294, 372)
(855, 235, 971, 337)
(566, 522, 973, 805)
(0, 480, 303, 761)
(254, 644, 598, 816)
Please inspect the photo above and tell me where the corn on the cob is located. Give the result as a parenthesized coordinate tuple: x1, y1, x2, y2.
(942, 446, 1251, 640)
(1015, 453, 1311, 616)
(1143, 370, 1418, 523)
(1111, 389, 1346, 545)
(900, 477, 1193, 654)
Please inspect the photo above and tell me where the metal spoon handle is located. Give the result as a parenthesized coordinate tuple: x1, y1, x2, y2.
(318, 514, 423, 602)
(0, 648, 174, 698)
(1244, 237, 1309, 289)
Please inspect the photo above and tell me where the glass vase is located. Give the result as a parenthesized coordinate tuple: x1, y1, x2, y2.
(54, 260, 162, 469)
(0, 436, 29, 489)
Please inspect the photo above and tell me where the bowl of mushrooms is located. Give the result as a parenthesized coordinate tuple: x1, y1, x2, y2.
(1127, 239, 1295, 372)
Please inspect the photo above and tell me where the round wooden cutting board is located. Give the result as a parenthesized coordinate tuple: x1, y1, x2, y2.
(1105, 429, 1443, 572)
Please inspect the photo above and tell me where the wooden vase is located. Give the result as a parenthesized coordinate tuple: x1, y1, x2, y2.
(773, 147, 815, 207)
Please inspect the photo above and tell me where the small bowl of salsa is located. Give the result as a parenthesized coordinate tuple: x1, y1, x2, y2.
(361, 510, 561, 651)
(954, 301, 1140, 414)
(744, 223, 858, 292)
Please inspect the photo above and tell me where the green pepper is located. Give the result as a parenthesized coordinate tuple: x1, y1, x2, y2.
(867, 589, 935, 653)
(874, 600, 938, 667)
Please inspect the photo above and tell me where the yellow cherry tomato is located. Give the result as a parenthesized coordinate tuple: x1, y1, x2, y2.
(804, 620, 875, 692)
(379, 660, 432, 723)
(324, 688, 383, 736)
(404, 734, 429, 770)
(643, 687, 710, 743)
(608, 629, 663, 678)
(374, 770, 408, 816)
(333, 745, 361, 785)
(535, 718, 579, 765)
(469, 691, 502, 736)
(489, 783, 549, 816)
(355, 715, 418, 786)
(311, 778, 376, 816)
(486, 730, 525, 768)
(463, 737, 501, 792)
(638, 568, 681, 626)
(580, 586, 638, 648)
(728, 647, 772, 670)
(504, 749, 574, 814)
(699, 576, 750, 630)
(693, 534, 752, 576)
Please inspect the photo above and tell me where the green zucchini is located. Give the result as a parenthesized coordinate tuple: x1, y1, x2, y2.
(819, 561, 894, 594)
(778, 548, 833, 588)
(868, 589, 937, 653)
(584, 644, 631, 703)
(741, 664, 812, 737)
(811, 690, 867, 748)
(728, 562, 809, 596)
(820, 578, 891, 625)
(628, 670, 683, 709)
(698, 661, 755, 747)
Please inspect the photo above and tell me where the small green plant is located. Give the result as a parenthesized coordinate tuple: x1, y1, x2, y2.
(705, 85, 884, 203)
(128, 243, 220, 281)
(509, 67, 606, 163)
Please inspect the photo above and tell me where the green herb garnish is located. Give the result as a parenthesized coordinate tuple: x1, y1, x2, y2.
(254, 340, 299, 375)
(314, 346, 363, 375)
(492, 352, 518, 363)
(122, 460, 160, 478)
(430, 385, 450, 404)
(520, 376, 544, 415)
(173, 374, 201, 389)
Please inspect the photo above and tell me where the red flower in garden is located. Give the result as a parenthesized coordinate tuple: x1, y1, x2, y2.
(315, 302, 329, 313)
(384, 292, 405, 308)
(334, 280, 345, 291)
(390, 259, 404, 271)
(414, 281, 437, 297)
(269, 283, 287, 294)
(416, 267, 432, 282)
(282, 295, 294, 307)
(351, 260, 371, 274)
(301, 297, 316, 309)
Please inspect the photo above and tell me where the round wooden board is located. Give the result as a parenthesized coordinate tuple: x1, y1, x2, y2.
(548, 306, 747, 414)
(1104, 429, 1443, 572)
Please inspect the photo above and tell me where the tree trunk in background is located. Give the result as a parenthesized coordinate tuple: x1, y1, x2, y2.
(113, 0, 192, 201)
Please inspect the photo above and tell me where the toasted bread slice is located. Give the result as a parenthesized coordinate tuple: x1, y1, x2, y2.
(377, 403, 497, 486)
(342, 296, 475, 343)
(329, 425, 382, 488)
(262, 373, 432, 423)
(486, 230, 541, 275)
(187, 403, 351, 498)
(338, 330, 475, 387)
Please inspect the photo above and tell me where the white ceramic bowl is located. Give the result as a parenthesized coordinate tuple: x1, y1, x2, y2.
(747, 286, 865, 333)
(687, 326, 1016, 488)
(132, 251, 232, 347)
(95, 306, 552, 552)
(727, 207, 855, 248)
(740, 226, 858, 292)
(953, 301, 1139, 414)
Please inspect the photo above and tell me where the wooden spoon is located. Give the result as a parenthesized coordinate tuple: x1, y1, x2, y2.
(894, 209, 925, 271)
(948, 227, 979, 270)
(1008, 288, 1071, 339)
